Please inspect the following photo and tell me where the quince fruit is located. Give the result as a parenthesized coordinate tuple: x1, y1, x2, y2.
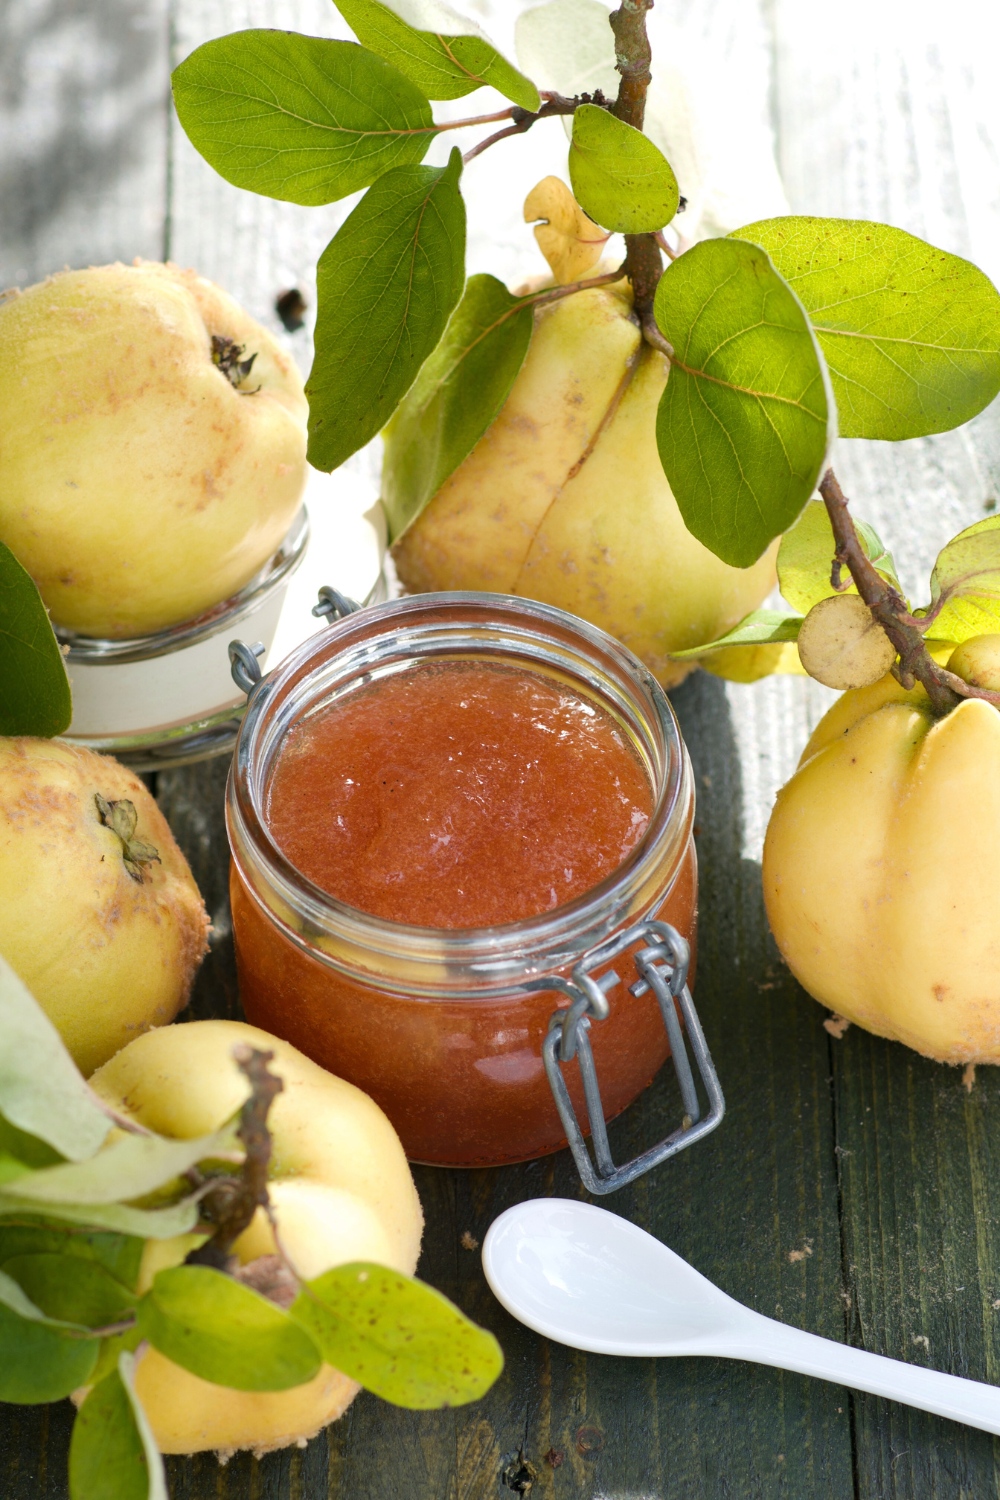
(389, 180, 776, 688)
(763, 636, 1000, 1062)
(0, 261, 308, 638)
(88, 1019, 424, 1457)
(0, 738, 208, 1074)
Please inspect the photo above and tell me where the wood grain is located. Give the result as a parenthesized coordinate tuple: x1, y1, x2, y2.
(0, 0, 171, 288)
(770, 2, 1000, 1495)
(5, 0, 1000, 1494)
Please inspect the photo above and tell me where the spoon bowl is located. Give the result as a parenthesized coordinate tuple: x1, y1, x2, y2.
(483, 1198, 1000, 1436)
(483, 1196, 736, 1355)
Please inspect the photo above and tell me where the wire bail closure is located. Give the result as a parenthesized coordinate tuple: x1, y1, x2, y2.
(311, 586, 363, 623)
(228, 639, 265, 698)
(536, 919, 724, 1195)
(229, 588, 364, 700)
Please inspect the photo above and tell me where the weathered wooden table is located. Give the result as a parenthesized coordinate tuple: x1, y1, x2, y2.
(5, 0, 1000, 1493)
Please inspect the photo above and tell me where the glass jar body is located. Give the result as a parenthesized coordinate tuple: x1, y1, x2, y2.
(227, 594, 697, 1166)
(232, 843, 696, 1165)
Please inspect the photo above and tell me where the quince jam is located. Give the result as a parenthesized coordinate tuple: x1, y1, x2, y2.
(264, 661, 653, 928)
(229, 622, 696, 1168)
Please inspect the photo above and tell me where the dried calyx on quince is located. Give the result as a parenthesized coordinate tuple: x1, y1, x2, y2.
(94, 794, 161, 884)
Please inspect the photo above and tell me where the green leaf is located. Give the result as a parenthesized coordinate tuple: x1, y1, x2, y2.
(654, 237, 833, 567)
(921, 516, 1000, 642)
(0, 1116, 64, 1170)
(334, 0, 539, 109)
(307, 149, 467, 471)
(171, 31, 435, 207)
(382, 273, 533, 539)
(2, 1254, 135, 1327)
(0, 1152, 35, 1186)
(569, 104, 679, 233)
(701, 641, 805, 683)
(0, 1269, 99, 1402)
(70, 1354, 167, 1500)
(670, 609, 804, 661)
(0, 1265, 88, 1328)
(777, 499, 904, 613)
(737, 216, 1000, 440)
(855, 518, 906, 599)
(291, 1262, 503, 1408)
(0, 540, 71, 738)
(5, 1119, 239, 1207)
(0, 1193, 200, 1240)
(0, 1222, 144, 1289)
(89, 1323, 144, 1387)
(137, 1266, 322, 1392)
(0, 955, 112, 1163)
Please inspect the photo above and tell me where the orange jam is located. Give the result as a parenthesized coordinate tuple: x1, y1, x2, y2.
(228, 594, 697, 1167)
(264, 661, 653, 929)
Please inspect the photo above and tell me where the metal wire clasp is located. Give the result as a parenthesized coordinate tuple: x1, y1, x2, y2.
(311, 586, 363, 623)
(229, 587, 364, 700)
(228, 639, 265, 698)
(537, 920, 724, 1195)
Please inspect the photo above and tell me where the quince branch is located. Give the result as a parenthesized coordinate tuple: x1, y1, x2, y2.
(610, 0, 666, 344)
(521, 261, 629, 311)
(460, 93, 594, 165)
(188, 1045, 284, 1269)
(453, 5, 667, 342)
(819, 469, 1000, 712)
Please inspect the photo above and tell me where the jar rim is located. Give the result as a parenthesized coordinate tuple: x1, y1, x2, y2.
(227, 592, 694, 992)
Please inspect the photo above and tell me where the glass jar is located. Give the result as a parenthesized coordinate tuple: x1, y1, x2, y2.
(58, 509, 309, 771)
(227, 593, 698, 1168)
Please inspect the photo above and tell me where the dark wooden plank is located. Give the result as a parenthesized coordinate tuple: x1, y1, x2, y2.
(767, 6, 1000, 1496)
(832, 1034, 1000, 1498)
(10, 0, 1000, 1492)
(156, 759, 242, 1026)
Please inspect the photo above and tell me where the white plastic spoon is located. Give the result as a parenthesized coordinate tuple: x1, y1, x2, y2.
(482, 1198, 1000, 1435)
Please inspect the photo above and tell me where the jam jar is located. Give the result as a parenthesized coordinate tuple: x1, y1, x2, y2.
(227, 593, 703, 1170)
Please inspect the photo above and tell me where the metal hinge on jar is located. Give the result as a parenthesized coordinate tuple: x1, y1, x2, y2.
(228, 588, 361, 696)
(532, 920, 724, 1195)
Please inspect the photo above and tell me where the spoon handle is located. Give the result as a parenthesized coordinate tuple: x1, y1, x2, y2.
(727, 1314, 1000, 1435)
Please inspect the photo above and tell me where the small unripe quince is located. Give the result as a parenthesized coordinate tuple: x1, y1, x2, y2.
(0, 738, 208, 1074)
(0, 261, 308, 638)
(763, 639, 1000, 1062)
(947, 634, 1000, 690)
(796, 593, 896, 689)
(89, 1020, 424, 1457)
(390, 185, 776, 688)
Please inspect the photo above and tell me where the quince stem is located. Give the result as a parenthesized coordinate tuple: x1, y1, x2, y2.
(819, 469, 1000, 713)
(187, 1046, 284, 1269)
(460, 3, 668, 349)
(462, 94, 583, 165)
(609, 0, 667, 345)
(520, 261, 628, 312)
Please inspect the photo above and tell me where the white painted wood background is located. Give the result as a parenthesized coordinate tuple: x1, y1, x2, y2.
(3, 0, 999, 859)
